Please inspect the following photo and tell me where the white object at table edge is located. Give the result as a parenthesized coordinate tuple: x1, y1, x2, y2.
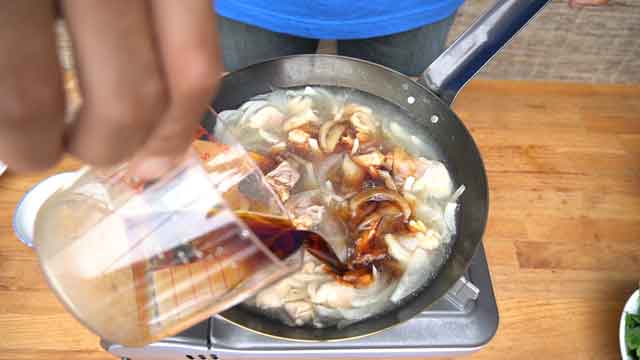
(13, 171, 82, 247)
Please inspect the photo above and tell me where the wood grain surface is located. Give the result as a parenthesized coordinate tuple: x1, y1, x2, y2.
(0, 79, 639, 360)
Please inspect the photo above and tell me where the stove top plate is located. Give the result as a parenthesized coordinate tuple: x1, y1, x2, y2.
(105, 245, 498, 360)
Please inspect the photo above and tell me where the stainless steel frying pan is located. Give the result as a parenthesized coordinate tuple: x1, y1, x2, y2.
(203, 0, 552, 341)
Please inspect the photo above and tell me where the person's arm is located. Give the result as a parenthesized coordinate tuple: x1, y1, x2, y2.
(0, 0, 223, 178)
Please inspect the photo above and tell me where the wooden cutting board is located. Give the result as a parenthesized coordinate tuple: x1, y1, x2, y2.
(0, 79, 639, 360)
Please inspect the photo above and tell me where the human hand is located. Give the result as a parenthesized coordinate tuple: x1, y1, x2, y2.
(569, 0, 609, 8)
(0, 0, 223, 177)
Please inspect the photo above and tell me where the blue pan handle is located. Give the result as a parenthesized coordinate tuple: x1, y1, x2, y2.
(420, 0, 552, 105)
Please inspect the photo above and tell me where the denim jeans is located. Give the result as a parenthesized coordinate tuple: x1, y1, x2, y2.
(218, 13, 457, 77)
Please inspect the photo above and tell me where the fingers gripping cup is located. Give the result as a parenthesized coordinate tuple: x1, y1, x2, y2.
(33, 135, 304, 347)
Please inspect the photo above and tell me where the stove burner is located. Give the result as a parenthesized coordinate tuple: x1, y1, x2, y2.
(104, 245, 498, 360)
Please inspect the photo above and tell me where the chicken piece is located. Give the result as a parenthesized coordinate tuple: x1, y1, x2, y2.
(353, 150, 385, 168)
(291, 205, 325, 230)
(265, 161, 301, 202)
(288, 128, 311, 150)
(255, 280, 291, 309)
(392, 147, 417, 181)
(248, 106, 285, 129)
(284, 301, 314, 326)
(284, 108, 319, 132)
(412, 160, 453, 199)
(309, 281, 356, 309)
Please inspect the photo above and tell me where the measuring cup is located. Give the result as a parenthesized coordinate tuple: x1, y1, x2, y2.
(32, 129, 304, 347)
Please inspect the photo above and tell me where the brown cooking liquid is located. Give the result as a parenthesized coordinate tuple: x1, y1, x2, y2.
(148, 210, 347, 275)
(237, 211, 347, 274)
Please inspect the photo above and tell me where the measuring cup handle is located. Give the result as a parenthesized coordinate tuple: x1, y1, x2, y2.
(420, 0, 552, 105)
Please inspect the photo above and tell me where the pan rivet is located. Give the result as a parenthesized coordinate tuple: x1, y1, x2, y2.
(407, 96, 415, 104)
(430, 115, 439, 123)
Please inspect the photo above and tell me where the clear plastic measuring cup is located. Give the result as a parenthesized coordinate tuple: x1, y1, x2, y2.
(33, 133, 304, 347)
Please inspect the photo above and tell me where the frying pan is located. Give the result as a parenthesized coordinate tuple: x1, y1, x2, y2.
(204, 0, 552, 341)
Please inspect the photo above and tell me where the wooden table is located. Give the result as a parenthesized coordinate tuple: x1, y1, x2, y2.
(0, 79, 639, 360)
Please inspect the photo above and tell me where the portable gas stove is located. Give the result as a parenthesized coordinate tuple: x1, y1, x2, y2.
(103, 245, 497, 360)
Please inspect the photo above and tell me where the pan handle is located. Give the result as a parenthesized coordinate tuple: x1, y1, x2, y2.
(420, 0, 552, 105)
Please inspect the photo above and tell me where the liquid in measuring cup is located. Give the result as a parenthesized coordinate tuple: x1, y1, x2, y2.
(35, 193, 305, 347)
(32, 144, 308, 347)
(33, 137, 345, 347)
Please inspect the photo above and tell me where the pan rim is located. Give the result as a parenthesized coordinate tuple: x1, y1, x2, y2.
(213, 54, 490, 342)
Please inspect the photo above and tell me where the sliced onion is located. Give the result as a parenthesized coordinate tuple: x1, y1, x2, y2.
(378, 170, 397, 191)
(258, 129, 282, 144)
(351, 138, 360, 155)
(286, 190, 322, 210)
(285, 154, 319, 191)
(390, 248, 435, 303)
(302, 162, 319, 190)
(342, 155, 366, 188)
(319, 120, 346, 153)
(444, 202, 458, 235)
(392, 147, 417, 180)
(284, 108, 318, 131)
(306, 86, 339, 121)
(350, 267, 396, 307)
(338, 279, 397, 326)
(317, 213, 349, 262)
(384, 234, 412, 266)
(314, 304, 342, 319)
(287, 96, 313, 115)
(314, 153, 343, 185)
(349, 187, 412, 221)
(248, 107, 286, 131)
(263, 89, 290, 113)
(325, 124, 347, 153)
(239, 100, 269, 125)
(412, 160, 453, 199)
(449, 184, 466, 203)
(337, 301, 388, 328)
(216, 110, 243, 127)
(415, 201, 446, 236)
